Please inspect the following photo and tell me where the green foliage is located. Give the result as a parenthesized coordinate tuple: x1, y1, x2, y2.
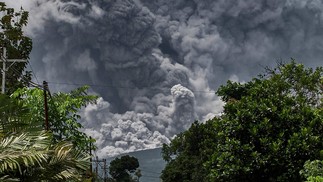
(0, 90, 93, 181)
(306, 176, 323, 182)
(12, 86, 98, 152)
(161, 61, 323, 181)
(300, 160, 323, 182)
(0, 3, 94, 181)
(216, 81, 251, 102)
(0, 3, 32, 94)
(0, 94, 40, 136)
(109, 155, 140, 182)
(0, 131, 50, 174)
(208, 61, 323, 181)
(161, 121, 217, 182)
(0, 131, 90, 181)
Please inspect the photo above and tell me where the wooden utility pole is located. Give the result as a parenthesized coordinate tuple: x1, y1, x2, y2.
(0, 47, 27, 94)
(43, 81, 49, 130)
(90, 137, 93, 171)
(89, 138, 94, 182)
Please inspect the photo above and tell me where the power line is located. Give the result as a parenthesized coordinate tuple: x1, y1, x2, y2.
(0, 47, 28, 93)
(28, 61, 40, 85)
(141, 169, 161, 175)
(140, 175, 161, 179)
(47, 81, 216, 94)
(0, 47, 41, 90)
(8, 64, 43, 89)
(48, 81, 137, 89)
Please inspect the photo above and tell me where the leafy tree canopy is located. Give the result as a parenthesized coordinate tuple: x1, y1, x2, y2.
(0, 2, 32, 94)
(0, 94, 91, 181)
(161, 120, 217, 182)
(0, 3, 95, 181)
(161, 61, 323, 182)
(109, 155, 140, 182)
(11, 86, 98, 152)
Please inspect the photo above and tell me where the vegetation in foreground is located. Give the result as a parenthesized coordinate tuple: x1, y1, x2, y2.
(107, 155, 141, 182)
(162, 61, 323, 182)
(0, 3, 97, 181)
(2, 2, 323, 182)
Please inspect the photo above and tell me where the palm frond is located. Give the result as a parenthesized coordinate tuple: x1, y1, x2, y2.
(0, 132, 90, 181)
(44, 142, 90, 181)
(0, 131, 51, 174)
(0, 175, 19, 182)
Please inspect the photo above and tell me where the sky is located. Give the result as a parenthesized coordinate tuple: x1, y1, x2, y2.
(4, 0, 323, 174)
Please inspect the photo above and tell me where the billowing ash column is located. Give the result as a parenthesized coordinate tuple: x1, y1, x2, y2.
(168, 84, 196, 136)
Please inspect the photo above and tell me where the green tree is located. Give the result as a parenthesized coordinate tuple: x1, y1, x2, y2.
(0, 132, 90, 181)
(12, 86, 98, 152)
(0, 94, 91, 181)
(0, 3, 95, 181)
(161, 61, 323, 181)
(109, 155, 140, 182)
(0, 2, 32, 94)
(161, 121, 217, 182)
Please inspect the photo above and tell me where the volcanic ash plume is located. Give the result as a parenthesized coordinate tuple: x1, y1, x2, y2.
(81, 84, 195, 157)
(6, 0, 323, 156)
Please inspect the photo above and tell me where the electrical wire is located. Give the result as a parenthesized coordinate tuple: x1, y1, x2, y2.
(140, 175, 161, 179)
(28, 61, 40, 85)
(47, 81, 216, 94)
(2, 53, 166, 181)
(8, 64, 43, 89)
(1, 56, 214, 94)
(0, 56, 43, 89)
(141, 169, 161, 175)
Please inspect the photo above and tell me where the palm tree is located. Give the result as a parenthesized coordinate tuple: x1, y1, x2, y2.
(0, 94, 91, 181)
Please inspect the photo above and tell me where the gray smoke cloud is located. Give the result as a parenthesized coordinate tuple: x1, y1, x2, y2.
(5, 0, 323, 157)
(81, 84, 195, 156)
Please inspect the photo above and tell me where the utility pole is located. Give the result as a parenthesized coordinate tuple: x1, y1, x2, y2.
(0, 47, 27, 94)
(92, 156, 107, 181)
(95, 156, 99, 177)
(103, 158, 107, 182)
(90, 137, 93, 171)
(89, 137, 94, 182)
(43, 81, 49, 130)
